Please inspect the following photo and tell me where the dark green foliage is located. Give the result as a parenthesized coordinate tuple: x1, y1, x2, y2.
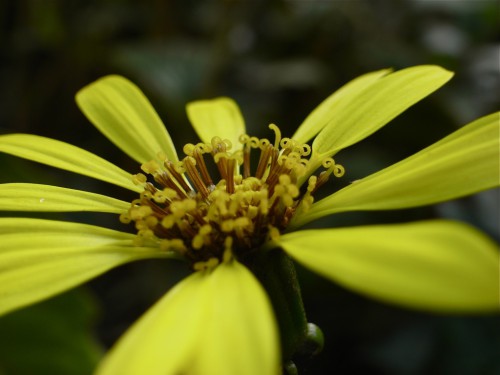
(0, 1, 498, 373)
(0, 289, 102, 375)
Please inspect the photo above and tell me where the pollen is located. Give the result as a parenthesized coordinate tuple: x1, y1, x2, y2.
(122, 125, 344, 270)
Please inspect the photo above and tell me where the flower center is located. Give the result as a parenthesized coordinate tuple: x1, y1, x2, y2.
(120, 125, 344, 271)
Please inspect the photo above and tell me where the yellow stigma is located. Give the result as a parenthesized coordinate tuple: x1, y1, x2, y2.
(121, 125, 344, 270)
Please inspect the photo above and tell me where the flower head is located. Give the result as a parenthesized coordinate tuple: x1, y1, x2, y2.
(121, 118, 345, 271)
(0, 65, 498, 375)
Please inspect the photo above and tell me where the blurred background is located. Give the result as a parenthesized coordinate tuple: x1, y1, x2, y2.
(0, 0, 499, 374)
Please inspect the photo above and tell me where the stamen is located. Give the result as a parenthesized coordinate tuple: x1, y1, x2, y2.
(255, 143, 273, 179)
(193, 257, 219, 272)
(300, 144, 311, 156)
(125, 124, 345, 271)
(160, 238, 186, 252)
(212, 137, 229, 180)
(132, 173, 147, 185)
(226, 158, 236, 194)
(183, 143, 196, 156)
(313, 157, 345, 192)
(156, 172, 189, 199)
(183, 157, 210, 200)
(141, 160, 161, 175)
(243, 145, 251, 179)
(269, 123, 281, 149)
(192, 148, 214, 187)
(164, 161, 193, 194)
(223, 237, 234, 262)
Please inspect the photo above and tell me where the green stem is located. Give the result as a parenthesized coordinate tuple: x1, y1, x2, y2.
(245, 249, 308, 361)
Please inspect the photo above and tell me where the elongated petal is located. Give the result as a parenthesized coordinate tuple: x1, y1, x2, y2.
(76, 75, 178, 164)
(294, 112, 500, 227)
(0, 134, 141, 192)
(312, 65, 453, 157)
(194, 261, 280, 375)
(96, 271, 208, 375)
(279, 221, 500, 312)
(0, 218, 170, 316)
(186, 97, 246, 151)
(292, 69, 392, 144)
(96, 261, 280, 375)
(0, 183, 129, 213)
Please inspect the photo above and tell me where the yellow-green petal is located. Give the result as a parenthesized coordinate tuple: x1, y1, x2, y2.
(312, 65, 453, 158)
(0, 218, 170, 317)
(186, 97, 246, 151)
(193, 261, 280, 375)
(294, 112, 500, 227)
(292, 68, 392, 144)
(96, 261, 280, 375)
(278, 221, 500, 312)
(0, 183, 129, 213)
(0, 134, 142, 193)
(76, 75, 178, 164)
(96, 271, 208, 375)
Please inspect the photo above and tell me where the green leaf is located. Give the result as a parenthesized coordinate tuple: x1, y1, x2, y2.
(0, 183, 129, 213)
(96, 261, 280, 375)
(0, 134, 141, 192)
(312, 65, 453, 158)
(292, 68, 392, 144)
(0, 289, 102, 375)
(76, 75, 178, 164)
(186, 97, 246, 151)
(0, 218, 170, 317)
(279, 221, 500, 312)
(294, 112, 500, 227)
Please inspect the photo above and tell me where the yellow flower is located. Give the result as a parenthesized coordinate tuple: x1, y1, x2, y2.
(0, 65, 498, 375)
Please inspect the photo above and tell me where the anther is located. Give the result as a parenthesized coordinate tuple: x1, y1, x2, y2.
(141, 160, 161, 175)
(132, 173, 147, 185)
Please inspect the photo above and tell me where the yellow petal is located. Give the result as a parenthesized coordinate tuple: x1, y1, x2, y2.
(0, 183, 129, 213)
(279, 221, 500, 312)
(0, 218, 170, 316)
(76, 75, 178, 164)
(294, 112, 500, 227)
(186, 97, 246, 151)
(312, 65, 453, 158)
(96, 271, 208, 375)
(96, 261, 280, 375)
(193, 261, 280, 375)
(292, 68, 392, 144)
(0, 134, 141, 192)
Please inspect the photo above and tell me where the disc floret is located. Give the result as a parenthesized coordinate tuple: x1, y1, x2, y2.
(120, 125, 344, 271)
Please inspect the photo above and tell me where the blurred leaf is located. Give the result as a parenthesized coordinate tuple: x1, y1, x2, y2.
(238, 58, 329, 90)
(0, 288, 102, 375)
(111, 41, 211, 106)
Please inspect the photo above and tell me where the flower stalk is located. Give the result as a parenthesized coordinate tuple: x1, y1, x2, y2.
(245, 249, 309, 362)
